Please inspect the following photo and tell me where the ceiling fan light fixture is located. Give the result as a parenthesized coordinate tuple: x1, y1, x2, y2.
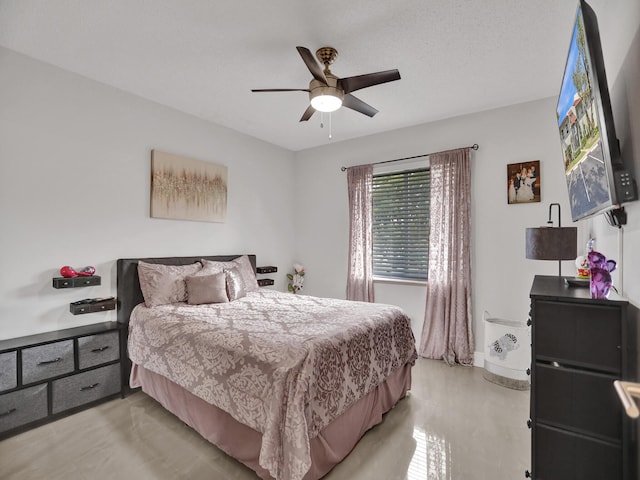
(311, 94, 342, 113)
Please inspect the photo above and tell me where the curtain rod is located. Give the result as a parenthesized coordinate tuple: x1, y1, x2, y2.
(340, 143, 479, 172)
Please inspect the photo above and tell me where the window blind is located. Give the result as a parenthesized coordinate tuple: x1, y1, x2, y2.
(372, 168, 430, 280)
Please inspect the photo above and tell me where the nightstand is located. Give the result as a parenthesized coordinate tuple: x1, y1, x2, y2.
(527, 275, 638, 479)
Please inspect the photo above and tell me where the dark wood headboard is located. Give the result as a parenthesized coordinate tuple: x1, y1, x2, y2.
(116, 254, 256, 326)
(116, 254, 256, 394)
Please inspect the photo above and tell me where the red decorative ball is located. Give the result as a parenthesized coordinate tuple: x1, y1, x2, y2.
(77, 266, 96, 277)
(60, 266, 78, 278)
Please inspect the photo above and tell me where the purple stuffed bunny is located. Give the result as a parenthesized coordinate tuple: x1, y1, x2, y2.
(588, 251, 616, 299)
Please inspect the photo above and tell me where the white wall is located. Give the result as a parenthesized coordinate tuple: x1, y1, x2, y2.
(293, 0, 640, 357)
(293, 98, 573, 354)
(0, 47, 296, 340)
(1, 0, 637, 351)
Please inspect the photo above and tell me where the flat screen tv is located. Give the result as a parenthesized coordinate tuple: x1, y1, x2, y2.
(556, 0, 637, 222)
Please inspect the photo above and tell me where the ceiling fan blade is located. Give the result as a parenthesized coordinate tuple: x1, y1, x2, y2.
(338, 69, 401, 94)
(296, 46, 328, 84)
(251, 88, 310, 92)
(299, 105, 315, 122)
(342, 94, 379, 117)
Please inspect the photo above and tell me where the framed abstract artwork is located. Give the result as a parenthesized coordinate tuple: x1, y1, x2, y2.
(151, 150, 227, 222)
(507, 160, 540, 204)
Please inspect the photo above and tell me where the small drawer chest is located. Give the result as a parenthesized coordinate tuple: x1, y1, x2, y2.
(0, 322, 122, 439)
(528, 275, 639, 479)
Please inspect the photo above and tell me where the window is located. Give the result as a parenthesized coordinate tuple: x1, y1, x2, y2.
(372, 168, 430, 280)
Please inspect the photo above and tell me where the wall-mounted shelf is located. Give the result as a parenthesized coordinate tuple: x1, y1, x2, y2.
(256, 266, 276, 288)
(69, 298, 116, 315)
(52, 276, 101, 289)
(256, 266, 277, 274)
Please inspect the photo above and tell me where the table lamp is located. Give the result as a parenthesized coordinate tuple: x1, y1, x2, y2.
(525, 203, 577, 277)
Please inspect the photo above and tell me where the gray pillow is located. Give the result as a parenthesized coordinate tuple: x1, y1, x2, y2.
(185, 273, 229, 305)
(138, 261, 202, 307)
(225, 268, 246, 301)
(231, 255, 259, 292)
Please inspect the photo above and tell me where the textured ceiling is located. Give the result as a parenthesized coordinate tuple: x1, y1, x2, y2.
(0, 1, 592, 151)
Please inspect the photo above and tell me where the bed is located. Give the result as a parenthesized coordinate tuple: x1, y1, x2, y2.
(117, 254, 417, 480)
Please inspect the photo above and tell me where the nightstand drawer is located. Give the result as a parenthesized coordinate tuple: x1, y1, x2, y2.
(22, 340, 74, 384)
(535, 423, 621, 480)
(78, 331, 119, 369)
(0, 351, 17, 392)
(0, 384, 48, 434)
(535, 363, 621, 441)
(534, 300, 621, 372)
(52, 363, 120, 414)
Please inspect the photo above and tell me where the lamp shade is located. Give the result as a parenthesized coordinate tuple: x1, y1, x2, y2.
(525, 227, 578, 260)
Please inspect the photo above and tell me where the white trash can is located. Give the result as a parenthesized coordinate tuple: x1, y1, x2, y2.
(483, 312, 530, 390)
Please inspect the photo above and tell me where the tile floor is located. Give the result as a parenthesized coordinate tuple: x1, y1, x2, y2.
(0, 358, 530, 479)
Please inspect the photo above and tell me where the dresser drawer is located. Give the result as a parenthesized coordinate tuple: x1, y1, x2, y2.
(0, 351, 17, 392)
(22, 340, 74, 384)
(0, 384, 48, 434)
(52, 363, 120, 414)
(535, 423, 621, 480)
(78, 331, 119, 369)
(535, 363, 621, 442)
(534, 300, 621, 372)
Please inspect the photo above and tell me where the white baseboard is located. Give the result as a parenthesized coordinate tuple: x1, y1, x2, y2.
(473, 351, 484, 367)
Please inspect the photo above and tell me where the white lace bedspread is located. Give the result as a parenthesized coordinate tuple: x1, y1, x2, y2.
(128, 290, 416, 480)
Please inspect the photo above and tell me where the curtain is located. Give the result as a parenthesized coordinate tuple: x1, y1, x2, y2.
(346, 164, 375, 302)
(419, 148, 474, 365)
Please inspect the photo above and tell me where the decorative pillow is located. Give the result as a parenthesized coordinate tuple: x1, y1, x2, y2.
(231, 255, 259, 292)
(185, 273, 229, 305)
(137, 261, 202, 307)
(225, 268, 246, 301)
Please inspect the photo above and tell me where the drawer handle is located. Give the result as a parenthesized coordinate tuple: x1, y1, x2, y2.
(0, 408, 17, 418)
(91, 346, 110, 353)
(80, 383, 100, 391)
(38, 357, 62, 365)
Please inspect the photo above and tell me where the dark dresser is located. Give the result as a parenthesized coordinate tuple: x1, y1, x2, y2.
(528, 275, 639, 479)
(0, 321, 122, 439)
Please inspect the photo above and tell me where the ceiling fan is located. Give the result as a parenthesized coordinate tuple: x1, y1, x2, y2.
(251, 46, 401, 122)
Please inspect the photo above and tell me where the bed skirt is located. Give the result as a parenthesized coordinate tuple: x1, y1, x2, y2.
(130, 362, 412, 480)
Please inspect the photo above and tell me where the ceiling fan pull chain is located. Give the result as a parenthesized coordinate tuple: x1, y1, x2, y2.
(329, 112, 332, 140)
(320, 111, 324, 129)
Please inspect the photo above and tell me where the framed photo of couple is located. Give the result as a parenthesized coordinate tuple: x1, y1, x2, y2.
(507, 160, 540, 204)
